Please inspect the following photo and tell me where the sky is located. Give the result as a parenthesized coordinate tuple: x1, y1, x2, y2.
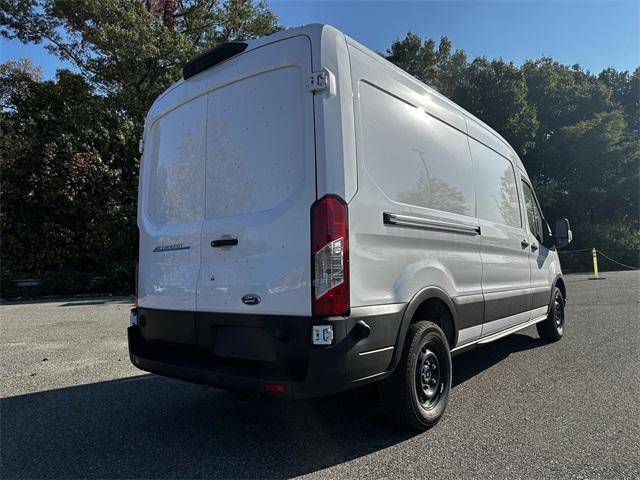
(1, 0, 638, 79)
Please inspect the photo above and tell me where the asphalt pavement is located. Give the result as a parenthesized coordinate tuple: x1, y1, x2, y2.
(1, 271, 639, 479)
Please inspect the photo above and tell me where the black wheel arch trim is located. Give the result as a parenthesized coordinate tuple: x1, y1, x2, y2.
(389, 286, 458, 373)
(550, 274, 567, 311)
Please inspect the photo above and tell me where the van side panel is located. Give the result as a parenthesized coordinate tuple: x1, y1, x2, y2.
(346, 44, 484, 337)
(468, 138, 533, 334)
(519, 175, 559, 314)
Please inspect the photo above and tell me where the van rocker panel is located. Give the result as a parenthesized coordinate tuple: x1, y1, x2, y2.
(128, 306, 404, 398)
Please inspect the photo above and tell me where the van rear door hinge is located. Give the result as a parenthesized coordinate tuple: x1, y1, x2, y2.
(307, 70, 329, 93)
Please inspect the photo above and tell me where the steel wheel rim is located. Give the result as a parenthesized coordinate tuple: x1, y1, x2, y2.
(416, 346, 442, 410)
(554, 293, 564, 334)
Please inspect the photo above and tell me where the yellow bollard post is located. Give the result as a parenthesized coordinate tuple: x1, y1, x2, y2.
(591, 247, 601, 279)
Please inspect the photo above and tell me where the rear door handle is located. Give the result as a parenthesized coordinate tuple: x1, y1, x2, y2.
(521, 240, 530, 249)
(211, 238, 238, 248)
(531, 243, 538, 252)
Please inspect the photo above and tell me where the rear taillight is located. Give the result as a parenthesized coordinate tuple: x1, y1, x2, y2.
(311, 195, 349, 317)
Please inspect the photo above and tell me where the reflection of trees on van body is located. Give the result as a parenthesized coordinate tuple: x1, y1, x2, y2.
(151, 119, 204, 225)
(495, 166, 521, 228)
(398, 172, 469, 216)
(475, 159, 520, 228)
(397, 149, 469, 216)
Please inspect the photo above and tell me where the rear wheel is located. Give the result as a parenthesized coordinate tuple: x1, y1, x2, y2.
(382, 321, 451, 430)
(536, 287, 565, 341)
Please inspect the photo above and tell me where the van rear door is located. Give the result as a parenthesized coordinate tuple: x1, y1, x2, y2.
(137, 93, 206, 312)
(196, 35, 317, 316)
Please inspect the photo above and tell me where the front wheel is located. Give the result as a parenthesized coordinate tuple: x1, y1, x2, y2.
(382, 321, 451, 430)
(536, 287, 565, 341)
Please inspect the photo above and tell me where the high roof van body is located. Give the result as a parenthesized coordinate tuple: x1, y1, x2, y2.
(128, 24, 572, 429)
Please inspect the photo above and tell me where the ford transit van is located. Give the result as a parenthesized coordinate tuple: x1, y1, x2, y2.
(128, 24, 573, 429)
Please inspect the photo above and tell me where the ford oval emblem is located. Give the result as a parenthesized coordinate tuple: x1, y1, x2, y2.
(242, 294, 261, 306)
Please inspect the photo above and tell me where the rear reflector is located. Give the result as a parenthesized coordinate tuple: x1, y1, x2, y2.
(129, 308, 138, 326)
(183, 42, 248, 80)
(265, 383, 286, 394)
(311, 195, 349, 317)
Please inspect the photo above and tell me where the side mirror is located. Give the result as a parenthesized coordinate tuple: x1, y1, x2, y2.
(553, 218, 573, 249)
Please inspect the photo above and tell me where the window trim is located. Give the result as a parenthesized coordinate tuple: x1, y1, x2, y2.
(507, 160, 524, 230)
(520, 177, 544, 242)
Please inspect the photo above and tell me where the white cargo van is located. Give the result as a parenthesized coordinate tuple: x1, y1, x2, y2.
(129, 24, 573, 429)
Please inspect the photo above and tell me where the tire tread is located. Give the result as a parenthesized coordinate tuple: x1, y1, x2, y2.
(536, 287, 564, 342)
(382, 321, 451, 430)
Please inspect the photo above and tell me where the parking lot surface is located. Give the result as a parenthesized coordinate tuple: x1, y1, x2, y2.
(1, 271, 639, 479)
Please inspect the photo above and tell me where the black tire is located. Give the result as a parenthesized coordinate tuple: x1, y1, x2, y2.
(382, 321, 451, 430)
(536, 287, 565, 342)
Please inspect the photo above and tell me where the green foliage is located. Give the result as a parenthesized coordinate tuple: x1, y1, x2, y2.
(1, 0, 280, 123)
(386, 33, 468, 99)
(0, 58, 43, 105)
(522, 58, 614, 136)
(558, 222, 640, 273)
(0, 68, 136, 278)
(1, 0, 279, 297)
(536, 111, 639, 226)
(387, 33, 639, 270)
(386, 35, 538, 155)
(599, 67, 640, 135)
(457, 58, 539, 155)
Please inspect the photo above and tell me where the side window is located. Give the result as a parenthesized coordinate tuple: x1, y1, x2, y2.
(522, 181, 543, 242)
(470, 138, 522, 229)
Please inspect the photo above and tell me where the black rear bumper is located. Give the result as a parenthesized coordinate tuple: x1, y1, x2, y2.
(128, 306, 404, 399)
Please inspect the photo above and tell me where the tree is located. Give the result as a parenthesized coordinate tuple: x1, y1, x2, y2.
(537, 111, 639, 225)
(520, 60, 634, 211)
(1, 0, 280, 123)
(456, 58, 538, 156)
(387, 34, 538, 155)
(522, 58, 614, 143)
(0, 67, 136, 276)
(599, 67, 640, 135)
(0, 58, 43, 108)
(386, 33, 467, 98)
